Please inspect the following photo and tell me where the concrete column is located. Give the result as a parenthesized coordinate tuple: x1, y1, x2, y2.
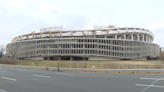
(124, 34, 126, 39)
(137, 34, 139, 41)
(115, 35, 117, 39)
(149, 36, 150, 42)
(105, 35, 107, 38)
(131, 34, 133, 40)
(59, 56, 61, 61)
(83, 44, 85, 54)
(70, 56, 72, 61)
(83, 57, 85, 61)
(146, 35, 148, 42)
(142, 34, 144, 41)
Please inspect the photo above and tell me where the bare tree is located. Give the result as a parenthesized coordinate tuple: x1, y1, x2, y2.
(7, 43, 19, 60)
(0, 45, 5, 58)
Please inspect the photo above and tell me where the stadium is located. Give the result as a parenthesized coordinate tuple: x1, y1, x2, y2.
(6, 26, 160, 61)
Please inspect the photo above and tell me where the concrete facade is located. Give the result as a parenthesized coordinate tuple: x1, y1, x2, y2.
(6, 27, 160, 61)
(24, 57, 44, 61)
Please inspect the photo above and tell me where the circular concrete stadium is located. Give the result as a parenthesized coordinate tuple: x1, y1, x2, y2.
(6, 26, 160, 61)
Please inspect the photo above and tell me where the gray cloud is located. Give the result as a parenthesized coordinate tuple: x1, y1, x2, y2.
(0, 0, 164, 47)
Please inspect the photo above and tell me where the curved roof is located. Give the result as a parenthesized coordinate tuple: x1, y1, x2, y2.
(11, 27, 154, 43)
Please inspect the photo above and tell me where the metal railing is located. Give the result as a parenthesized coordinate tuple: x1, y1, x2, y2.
(0, 64, 164, 72)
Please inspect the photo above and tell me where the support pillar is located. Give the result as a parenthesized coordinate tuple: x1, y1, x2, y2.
(137, 34, 139, 41)
(146, 35, 148, 42)
(59, 56, 61, 61)
(115, 35, 117, 39)
(149, 36, 150, 42)
(83, 57, 85, 61)
(48, 57, 50, 60)
(70, 56, 72, 61)
(83, 44, 85, 54)
(131, 34, 133, 40)
(124, 34, 126, 39)
(142, 34, 144, 41)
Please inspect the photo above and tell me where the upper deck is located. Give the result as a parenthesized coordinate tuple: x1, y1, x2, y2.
(11, 27, 154, 43)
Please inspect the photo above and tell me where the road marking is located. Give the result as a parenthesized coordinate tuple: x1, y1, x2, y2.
(17, 69, 26, 71)
(0, 70, 5, 72)
(141, 78, 164, 80)
(56, 73, 74, 76)
(33, 74, 51, 78)
(136, 84, 164, 88)
(0, 89, 6, 92)
(1, 77, 17, 81)
(138, 76, 164, 92)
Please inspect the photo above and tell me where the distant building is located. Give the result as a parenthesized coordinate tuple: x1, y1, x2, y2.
(6, 26, 160, 61)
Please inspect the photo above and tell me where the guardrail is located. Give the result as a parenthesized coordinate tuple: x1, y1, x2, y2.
(0, 64, 164, 72)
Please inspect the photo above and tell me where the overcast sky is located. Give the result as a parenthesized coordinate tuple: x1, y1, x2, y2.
(0, 0, 164, 47)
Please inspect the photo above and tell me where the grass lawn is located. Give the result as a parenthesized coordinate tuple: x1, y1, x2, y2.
(9, 60, 164, 69)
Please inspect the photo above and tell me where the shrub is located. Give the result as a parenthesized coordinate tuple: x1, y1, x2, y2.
(0, 57, 15, 64)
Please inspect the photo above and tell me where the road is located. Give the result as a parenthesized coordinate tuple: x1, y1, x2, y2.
(0, 67, 164, 92)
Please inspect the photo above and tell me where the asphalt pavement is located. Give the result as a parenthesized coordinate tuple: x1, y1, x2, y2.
(0, 67, 164, 92)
